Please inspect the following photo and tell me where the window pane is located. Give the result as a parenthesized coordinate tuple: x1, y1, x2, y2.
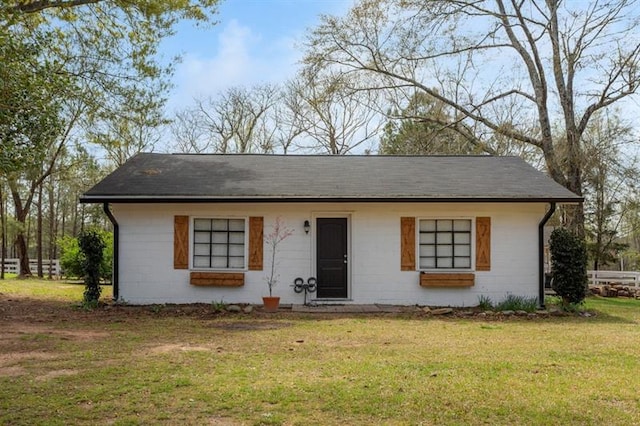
(193, 244, 211, 256)
(211, 257, 228, 268)
(229, 245, 244, 257)
(455, 245, 471, 257)
(229, 219, 245, 231)
(437, 220, 452, 231)
(420, 258, 436, 269)
(193, 257, 210, 268)
(229, 232, 244, 244)
(228, 257, 244, 268)
(420, 232, 435, 244)
(419, 245, 436, 257)
(454, 220, 471, 231)
(438, 258, 453, 268)
(193, 232, 210, 243)
(212, 245, 228, 256)
(454, 233, 470, 244)
(454, 258, 471, 268)
(437, 245, 452, 257)
(194, 219, 211, 231)
(437, 232, 452, 244)
(212, 233, 228, 244)
(211, 219, 228, 231)
(420, 220, 436, 232)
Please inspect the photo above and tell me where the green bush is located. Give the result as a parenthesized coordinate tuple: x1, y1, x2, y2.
(549, 227, 588, 306)
(100, 232, 114, 280)
(58, 230, 113, 280)
(58, 235, 83, 278)
(79, 230, 105, 308)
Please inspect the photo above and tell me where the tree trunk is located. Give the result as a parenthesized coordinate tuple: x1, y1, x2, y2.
(14, 233, 30, 277)
(72, 198, 78, 236)
(60, 201, 66, 242)
(563, 204, 585, 239)
(47, 179, 56, 279)
(37, 183, 43, 278)
(0, 185, 5, 280)
(9, 180, 33, 277)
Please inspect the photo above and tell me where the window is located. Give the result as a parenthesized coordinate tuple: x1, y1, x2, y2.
(193, 218, 245, 269)
(419, 219, 472, 269)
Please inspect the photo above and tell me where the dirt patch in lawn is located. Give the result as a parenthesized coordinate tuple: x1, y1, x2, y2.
(145, 343, 214, 355)
(210, 321, 293, 331)
(0, 352, 59, 377)
(0, 296, 113, 372)
(35, 369, 80, 381)
(4, 324, 110, 341)
(0, 366, 26, 377)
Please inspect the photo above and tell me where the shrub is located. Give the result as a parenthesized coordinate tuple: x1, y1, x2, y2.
(549, 227, 588, 306)
(58, 235, 83, 278)
(495, 294, 538, 312)
(100, 232, 114, 281)
(477, 295, 493, 310)
(544, 295, 562, 307)
(79, 230, 105, 308)
(58, 230, 113, 280)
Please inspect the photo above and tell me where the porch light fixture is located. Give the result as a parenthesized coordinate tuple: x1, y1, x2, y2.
(304, 220, 310, 234)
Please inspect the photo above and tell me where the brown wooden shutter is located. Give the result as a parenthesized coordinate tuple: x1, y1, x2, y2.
(248, 216, 264, 270)
(174, 215, 189, 270)
(475, 217, 491, 271)
(401, 217, 416, 271)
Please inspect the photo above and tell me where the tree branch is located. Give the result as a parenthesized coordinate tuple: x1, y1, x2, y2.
(10, 0, 102, 14)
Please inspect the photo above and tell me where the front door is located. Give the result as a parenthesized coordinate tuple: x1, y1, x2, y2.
(316, 218, 348, 298)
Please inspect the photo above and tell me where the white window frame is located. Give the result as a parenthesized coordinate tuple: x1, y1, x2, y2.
(190, 216, 249, 271)
(417, 217, 474, 271)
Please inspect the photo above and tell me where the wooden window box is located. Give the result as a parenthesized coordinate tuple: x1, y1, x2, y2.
(420, 273, 475, 287)
(190, 272, 245, 287)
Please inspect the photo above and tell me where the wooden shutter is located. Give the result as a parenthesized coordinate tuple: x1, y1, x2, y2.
(401, 217, 416, 271)
(174, 215, 189, 270)
(248, 216, 264, 270)
(475, 217, 491, 271)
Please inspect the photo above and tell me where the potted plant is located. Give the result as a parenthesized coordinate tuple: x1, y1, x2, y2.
(263, 216, 293, 312)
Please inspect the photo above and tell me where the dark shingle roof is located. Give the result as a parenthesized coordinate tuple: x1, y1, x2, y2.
(80, 153, 581, 203)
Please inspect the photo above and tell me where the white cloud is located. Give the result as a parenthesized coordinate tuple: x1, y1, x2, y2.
(168, 19, 304, 113)
(166, 0, 358, 114)
(169, 20, 257, 109)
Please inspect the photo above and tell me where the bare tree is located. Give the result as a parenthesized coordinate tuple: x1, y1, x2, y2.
(86, 92, 167, 167)
(172, 84, 281, 154)
(578, 111, 639, 269)
(304, 0, 640, 232)
(272, 81, 309, 154)
(288, 70, 384, 155)
(172, 108, 210, 153)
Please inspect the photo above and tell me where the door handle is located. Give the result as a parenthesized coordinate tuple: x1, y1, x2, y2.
(343, 254, 348, 264)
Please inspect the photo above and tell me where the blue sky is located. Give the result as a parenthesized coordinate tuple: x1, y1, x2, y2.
(161, 0, 354, 113)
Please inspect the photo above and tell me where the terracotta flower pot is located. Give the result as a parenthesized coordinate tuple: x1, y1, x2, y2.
(262, 296, 280, 312)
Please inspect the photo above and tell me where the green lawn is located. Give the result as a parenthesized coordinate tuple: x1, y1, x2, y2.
(1, 278, 639, 425)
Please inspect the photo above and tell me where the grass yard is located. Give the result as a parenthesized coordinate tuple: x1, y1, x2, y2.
(1, 278, 639, 425)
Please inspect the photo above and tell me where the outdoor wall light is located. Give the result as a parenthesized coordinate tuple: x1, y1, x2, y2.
(304, 220, 310, 234)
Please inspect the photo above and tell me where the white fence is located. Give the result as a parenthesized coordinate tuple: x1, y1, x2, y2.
(2, 258, 62, 276)
(588, 270, 640, 288)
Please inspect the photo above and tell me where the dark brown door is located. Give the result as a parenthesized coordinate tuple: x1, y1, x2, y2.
(316, 218, 348, 298)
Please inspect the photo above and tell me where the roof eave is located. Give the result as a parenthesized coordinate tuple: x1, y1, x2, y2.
(79, 195, 583, 204)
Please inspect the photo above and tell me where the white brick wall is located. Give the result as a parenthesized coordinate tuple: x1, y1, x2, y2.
(112, 202, 546, 306)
